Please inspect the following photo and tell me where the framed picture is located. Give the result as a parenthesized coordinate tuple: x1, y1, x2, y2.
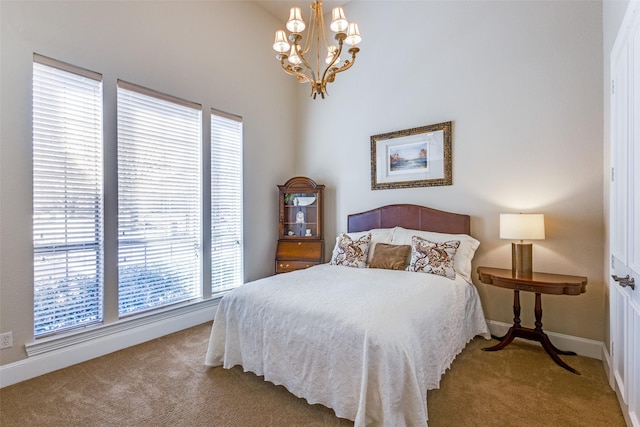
(370, 121, 452, 190)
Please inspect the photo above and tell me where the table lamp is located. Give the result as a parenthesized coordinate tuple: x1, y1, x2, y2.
(500, 213, 545, 277)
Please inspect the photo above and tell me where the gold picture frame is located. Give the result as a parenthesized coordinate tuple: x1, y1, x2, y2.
(370, 121, 452, 190)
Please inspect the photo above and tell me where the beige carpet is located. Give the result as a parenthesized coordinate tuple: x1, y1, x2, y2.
(0, 323, 625, 426)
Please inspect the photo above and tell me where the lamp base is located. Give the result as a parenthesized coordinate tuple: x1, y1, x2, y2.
(512, 242, 533, 277)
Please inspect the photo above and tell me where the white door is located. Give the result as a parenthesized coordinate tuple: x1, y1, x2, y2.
(610, 3, 640, 426)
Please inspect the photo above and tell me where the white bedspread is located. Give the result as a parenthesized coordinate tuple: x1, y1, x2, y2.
(205, 264, 489, 426)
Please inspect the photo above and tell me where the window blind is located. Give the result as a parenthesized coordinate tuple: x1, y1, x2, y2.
(211, 109, 243, 293)
(117, 81, 202, 316)
(32, 55, 104, 337)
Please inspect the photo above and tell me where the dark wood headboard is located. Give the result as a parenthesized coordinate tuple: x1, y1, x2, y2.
(347, 204, 470, 235)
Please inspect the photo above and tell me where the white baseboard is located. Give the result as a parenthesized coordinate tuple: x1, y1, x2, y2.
(601, 343, 615, 388)
(0, 299, 219, 388)
(485, 319, 605, 360)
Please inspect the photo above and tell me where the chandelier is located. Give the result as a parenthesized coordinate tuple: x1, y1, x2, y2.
(272, 1, 362, 99)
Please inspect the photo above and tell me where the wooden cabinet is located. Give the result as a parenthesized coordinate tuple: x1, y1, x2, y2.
(275, 241, 323, 273)
(276, 177, 324, 273)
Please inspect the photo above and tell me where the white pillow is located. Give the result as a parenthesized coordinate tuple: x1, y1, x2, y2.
(344, 228, 395, 264)
(391, 227, 480, 282)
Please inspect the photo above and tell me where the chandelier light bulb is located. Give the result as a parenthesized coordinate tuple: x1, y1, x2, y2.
(289, 45, 302, 65)
(273, 30, 290, 53)
(330, 7, 348, 33)
(325, 46, 339, 65)
(286, 7, 306, 33)
(345, 23, 362, 46)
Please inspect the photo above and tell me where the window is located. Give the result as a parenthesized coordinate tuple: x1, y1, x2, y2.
(211, 110, 243, 293)
(32, 56, 243, 340)
(117, 81, 202, 316)
(32, 55, 104, 337)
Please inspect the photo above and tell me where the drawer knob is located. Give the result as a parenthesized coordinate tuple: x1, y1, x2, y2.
(298, 242, 302, 246)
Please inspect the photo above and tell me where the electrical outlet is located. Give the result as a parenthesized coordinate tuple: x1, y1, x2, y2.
(0, 332, 13, 349)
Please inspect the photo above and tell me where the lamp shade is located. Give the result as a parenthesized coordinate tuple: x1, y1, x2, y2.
(500, 213, 545, 240)
(345, 23, 362, 46)
(330, 7, 348, 32)
(273, 30, 290, 53)
(286, 7, 306, 33)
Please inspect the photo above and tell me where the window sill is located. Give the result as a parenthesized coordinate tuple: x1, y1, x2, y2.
(25, 296, 226, 357)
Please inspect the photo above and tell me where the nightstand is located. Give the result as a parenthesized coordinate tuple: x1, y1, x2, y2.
(477, 266, 587, 374)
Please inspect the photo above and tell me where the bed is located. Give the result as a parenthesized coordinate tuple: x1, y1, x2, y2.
(205, 204, 490, 426)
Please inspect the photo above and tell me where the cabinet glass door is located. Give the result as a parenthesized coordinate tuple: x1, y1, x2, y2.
(284, 193, 318, 237)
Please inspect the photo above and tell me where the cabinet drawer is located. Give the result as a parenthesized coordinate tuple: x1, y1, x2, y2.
(276, 240, 323, 260)
(275, 260, 320, 274)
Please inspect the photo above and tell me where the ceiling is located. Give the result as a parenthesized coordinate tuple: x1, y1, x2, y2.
(255, 1, 350, 21)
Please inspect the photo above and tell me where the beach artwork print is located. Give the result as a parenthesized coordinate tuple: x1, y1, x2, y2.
(388, 141, 428, 175)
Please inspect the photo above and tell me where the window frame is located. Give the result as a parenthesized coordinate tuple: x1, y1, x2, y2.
(116, 80, 204, 317)
(32, 54, 105, 338)
(30, 55, 244, 344)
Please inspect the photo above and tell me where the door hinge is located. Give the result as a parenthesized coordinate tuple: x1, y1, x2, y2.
(612, 255, 615, 268)
(611, 167, 615, 182)
(612, 80, 615, 94)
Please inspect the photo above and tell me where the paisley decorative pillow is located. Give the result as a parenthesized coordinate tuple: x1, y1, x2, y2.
(407, 236, 460, 279)
(390, 227, 479, 283)
(330, 232, 371, 268)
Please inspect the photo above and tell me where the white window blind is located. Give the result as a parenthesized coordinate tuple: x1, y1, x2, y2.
(32, 55, 104, 337)
(117, 81, 202, 316)
(211, 109, 243, 293)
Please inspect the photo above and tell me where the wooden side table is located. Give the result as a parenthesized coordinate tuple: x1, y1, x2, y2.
(477, 266, 587, 375)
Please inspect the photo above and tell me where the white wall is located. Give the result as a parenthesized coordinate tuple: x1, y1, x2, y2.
(296, 1, 605, 342)
(0, 0, 296, 366)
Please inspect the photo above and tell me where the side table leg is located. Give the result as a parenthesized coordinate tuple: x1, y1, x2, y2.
(534, 293, 580, 374)
(534, 292, 543, 332)
(491, 290, 521, 341)
(514, 289, 521, 328)
(539, 334, 581, 375)
(485, 290, 520, 350)
(483, 327, 516, 351)
(548, 341, 577, 356)
(534, 293, 577, 355)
